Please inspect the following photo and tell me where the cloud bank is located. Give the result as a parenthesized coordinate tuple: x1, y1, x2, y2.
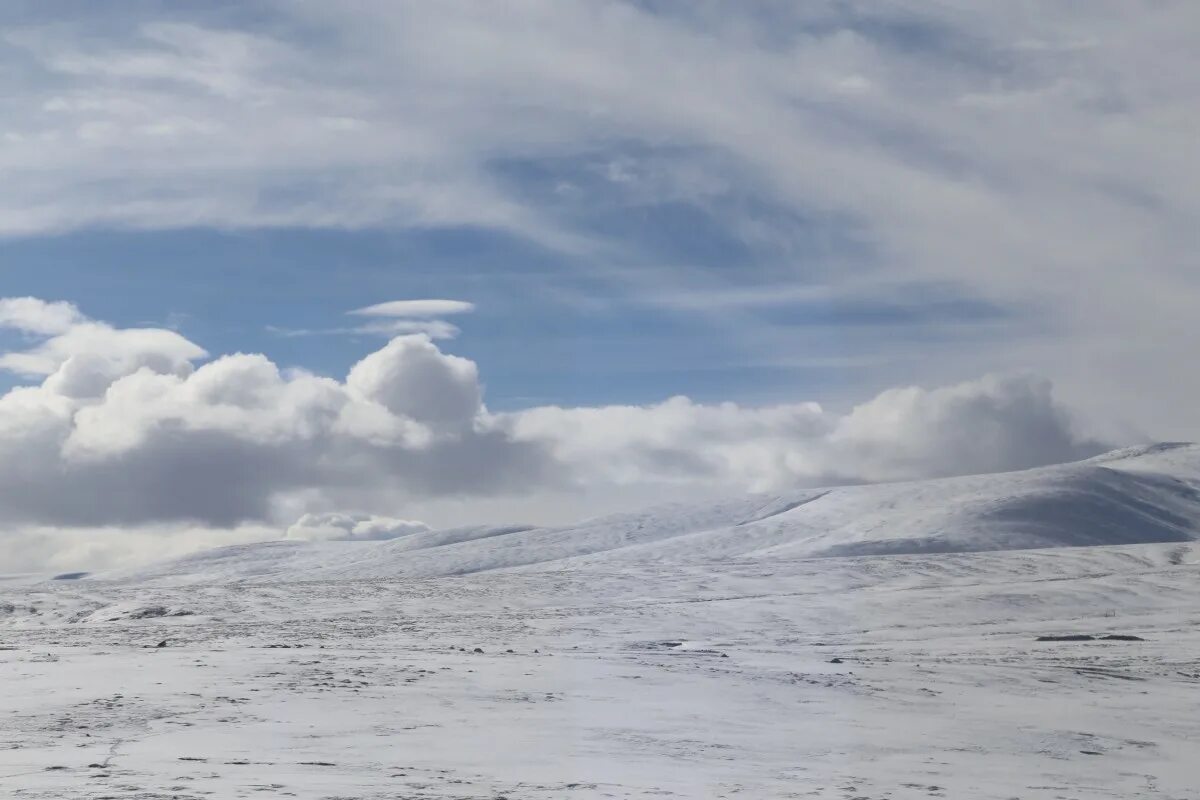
(0, 298, 1109, 571)
(504, 375, 1102, 492)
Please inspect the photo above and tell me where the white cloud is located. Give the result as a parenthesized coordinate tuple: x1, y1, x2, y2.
(503, 374, 1104, 493)
(268, 301, 473, 341)
(0, 298, 1112, 571)
(0, 300, 553, 533)
(350, 299, 476, 318)
(0, 297, 87, 335)
(0, 298, 207, 398)
(268, 321, 461, 340)
(354, 319, 462, 340)
(286, 512, 430, 542)
(346, 335, 482, 427)
(0, 523, 280, 576)
(827, 375, 1104, 482)
(0, 3, 1196, 436)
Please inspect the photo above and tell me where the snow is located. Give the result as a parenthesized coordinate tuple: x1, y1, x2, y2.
(113, 442, 1200, 583)
(2, 445, 1199, 797)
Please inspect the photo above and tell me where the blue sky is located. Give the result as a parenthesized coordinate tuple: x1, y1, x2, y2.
(0, 219, 1016, 410)
(0, 1, 1196, 568)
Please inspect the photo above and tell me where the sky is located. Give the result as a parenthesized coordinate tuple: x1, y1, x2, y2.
(0, 1, 1196, 571)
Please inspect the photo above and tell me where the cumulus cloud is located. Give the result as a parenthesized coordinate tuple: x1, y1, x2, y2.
(0, 297, 87, 335)
(0, 299, 552, 531)
(286, 512, 430, 542)
(0, 298, 206, 396)
(828, 376, 1105, 482)
(347, 335, 482, 428)
(503, 375, 1107, 493)
(0, 299, 1110, 570)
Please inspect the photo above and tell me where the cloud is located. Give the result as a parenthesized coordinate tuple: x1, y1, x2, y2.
(285, 512, 430, 542)
(347, 335, 482, 427)
(0, 523, 280, 576)
(503, 374, 1106, 492)
(350, 299, 476, 318)
(0, 297, 87, 335)
(354, 319, 462, 339)
(1, 2, 1196, 439)
(0, 300, 553, 531)
(827, 375, 1105, 481)
(268, 319, 463, 341)
(0, 299, 1112, 570)
(0, 298, 207, 398)
(268, 300, 475, 340)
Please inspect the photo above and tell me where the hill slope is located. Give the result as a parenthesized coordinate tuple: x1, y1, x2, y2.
(118, 443, 1200, 584)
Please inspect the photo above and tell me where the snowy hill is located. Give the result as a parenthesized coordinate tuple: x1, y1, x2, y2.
(116, 442, 1200, 584)
(7, 445, 1200, 799)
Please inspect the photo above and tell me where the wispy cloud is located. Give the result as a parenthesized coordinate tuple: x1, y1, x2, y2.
(268, 319, 461, 340)
(0, 2, 1196, 433)
(267, 299, 475, 340)
(349, 299, 476, 318)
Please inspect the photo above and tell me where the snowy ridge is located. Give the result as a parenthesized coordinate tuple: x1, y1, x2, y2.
(117, 443, 1200, 584)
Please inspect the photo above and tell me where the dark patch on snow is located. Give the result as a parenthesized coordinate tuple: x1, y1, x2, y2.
(736, 492, 830, 526)
(52, 572, 89, 581)
(1037, 634, 1095, 641)
(1036, 633, 1146, 642)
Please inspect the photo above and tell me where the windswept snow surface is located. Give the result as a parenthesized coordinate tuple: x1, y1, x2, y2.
(2, 445, 1199, 798)
(120, 441, 1200, 583)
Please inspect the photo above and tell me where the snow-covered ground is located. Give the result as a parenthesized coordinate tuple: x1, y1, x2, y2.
(2, 445, 1199, 798)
